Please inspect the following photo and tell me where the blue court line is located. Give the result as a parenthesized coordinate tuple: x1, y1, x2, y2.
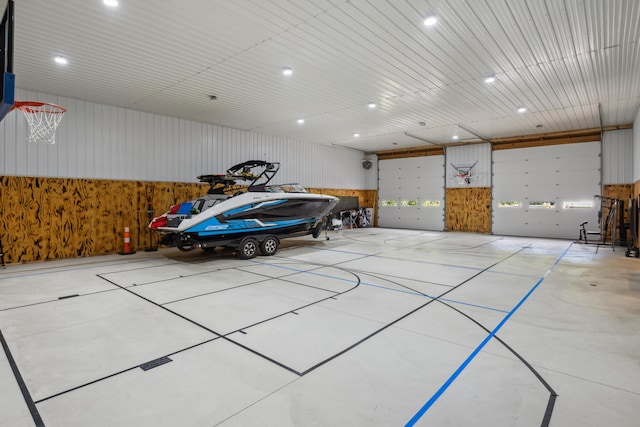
(358, 281, 509, 314)
(405, 242, 573, 426)
(247, 260, 509, 314)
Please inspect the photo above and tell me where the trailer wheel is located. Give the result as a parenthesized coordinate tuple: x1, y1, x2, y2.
(260, 236, 279, 256)
(238, 238, 259, 259)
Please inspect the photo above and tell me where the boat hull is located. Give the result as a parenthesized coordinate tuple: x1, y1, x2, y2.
(153, 192, 338, 251)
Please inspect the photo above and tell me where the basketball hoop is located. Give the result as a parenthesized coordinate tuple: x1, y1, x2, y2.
(12, 101, 67, 144)
(454, 173, 471, 185)
(450, 161, 478, 186)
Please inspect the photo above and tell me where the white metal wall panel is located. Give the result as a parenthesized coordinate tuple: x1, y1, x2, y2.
(446, 143, 492, 188)
(602, 129, 634, 184)
(0, 89, 368, 189)
(363, 155, 378, 190)
(493, 142, 601, 239)
(378, 156, 444, 230)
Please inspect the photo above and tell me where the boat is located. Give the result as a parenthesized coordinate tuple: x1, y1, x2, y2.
(149, 160, 339, 258)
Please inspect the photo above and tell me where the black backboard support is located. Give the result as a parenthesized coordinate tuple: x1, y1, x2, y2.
(0, 0, 15, 122)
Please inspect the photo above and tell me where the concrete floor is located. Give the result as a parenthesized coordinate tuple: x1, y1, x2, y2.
(1, 228, 639, 426)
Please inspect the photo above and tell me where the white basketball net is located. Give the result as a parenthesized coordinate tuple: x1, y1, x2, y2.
(15, 102, 66, 144)
(450, 161, 478, 186)
(454, 174, 471, 185)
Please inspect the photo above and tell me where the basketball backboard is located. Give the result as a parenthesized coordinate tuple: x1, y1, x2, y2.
(0, 0, 15, 123)
(449, 161, 479, 185)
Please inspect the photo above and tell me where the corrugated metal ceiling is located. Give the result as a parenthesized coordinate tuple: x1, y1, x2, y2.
(2, 0, 639, 151)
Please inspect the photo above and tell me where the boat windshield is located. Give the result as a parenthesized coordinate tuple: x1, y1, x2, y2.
(266, 184, 308, 193)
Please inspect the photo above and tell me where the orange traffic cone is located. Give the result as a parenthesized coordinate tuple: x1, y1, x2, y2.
(119, 226, 136, 255)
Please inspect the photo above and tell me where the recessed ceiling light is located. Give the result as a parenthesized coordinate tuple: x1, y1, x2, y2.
(484, 75, 496, 83)
(517, 106, 527, 113)
(54, 55, 68, 65)
(353, 133, 360, 138)
(103, 0, 118, 7)
(282, 67, 293, 76)
(423, 14, 437, 26)
(452, 135, 459, 140)
(368, 102, 376, 109)
(297, 118, 305, 124)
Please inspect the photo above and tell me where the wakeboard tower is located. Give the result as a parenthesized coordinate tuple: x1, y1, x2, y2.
(149, 160, 339, 258)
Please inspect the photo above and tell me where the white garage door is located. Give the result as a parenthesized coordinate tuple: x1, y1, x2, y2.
(378, 156, 444, 230)
(492, 142, 601, 239)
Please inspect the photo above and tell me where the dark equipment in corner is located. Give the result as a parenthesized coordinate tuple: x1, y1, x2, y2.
(579, 195, 640, 257)
(144, 203, 158, 252)
(625, 196, 639, 258)
(578, 196, 619, 252)
(327, 196, 361, 230)
(0, 236, 6, 268)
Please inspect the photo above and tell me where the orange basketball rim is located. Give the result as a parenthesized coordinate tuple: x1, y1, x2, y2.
(12, 100, 67, 144)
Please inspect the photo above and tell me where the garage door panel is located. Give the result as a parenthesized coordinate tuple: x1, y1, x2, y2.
(378, 208, 405, 228)
(492, 185, 528, 199)
(519, 172, 568, 186)
(556, 175, 600, 187)
(380, 191, 444, 200)
(493, 184, 596, 196)
(399, 208, 443, 230)
(523, 174, 598, 187)
(491, 213, 527, 228)
(378, 159, 409, 171)
(494, 158, 561, 172)
(380, 143, 600, 238)
(378, 208, 444, 230)
(394, 177, 433, 188)
(551, 184, 601, 200)
(397, 208, 420, 222)
(378, 156, 444, 231)
(493, 212, 570, 238)
(554, 208, 600, 226)
(493, 156, 600, 178)
(494, 156, 600, 174)
(517, 224, 568, 239)
(559, 156, 601, 171)
(492, 142, 600, 238)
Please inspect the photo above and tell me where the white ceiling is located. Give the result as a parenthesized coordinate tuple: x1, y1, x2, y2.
(3, 0, 640, 152)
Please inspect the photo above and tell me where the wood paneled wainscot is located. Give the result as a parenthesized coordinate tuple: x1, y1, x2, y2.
(0, 176, 207, 263)
(0, 176, 376, 264)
